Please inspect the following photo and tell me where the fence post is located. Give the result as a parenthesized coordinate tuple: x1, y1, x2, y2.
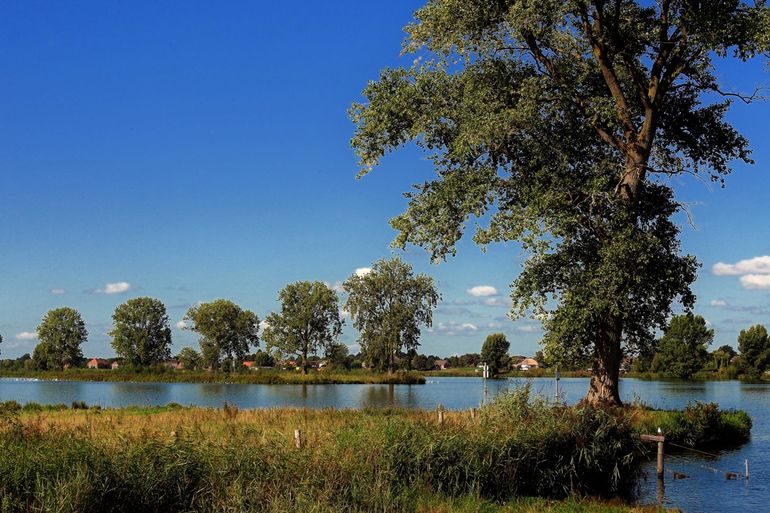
(294, 429, 302, 449)
(438, 409, 444, 425)
(470, 408, 476, 419)
(746, 459, 749, 480)
(640, 433, 665, 481)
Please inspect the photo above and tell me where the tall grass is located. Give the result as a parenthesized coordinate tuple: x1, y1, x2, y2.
(0, 387, 650, 513)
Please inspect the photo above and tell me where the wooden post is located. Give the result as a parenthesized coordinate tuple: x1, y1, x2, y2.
(746, 459, 749, 480)
(294, 429, 302, 449)
(657, 439, 664, 478)
(640, 434, 665, 481)
(438, 409, 444, 425)
(470, 408, 476, 419)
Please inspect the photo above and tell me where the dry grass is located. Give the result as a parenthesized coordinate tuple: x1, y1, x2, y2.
(0, 389, 653, 512)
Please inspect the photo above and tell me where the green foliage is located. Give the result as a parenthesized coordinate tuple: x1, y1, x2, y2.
(184, 299, 259, 371)
(349, 0, 767, 405)
(175, 346, 201, 371)
(263, 281, 343, 374)
(343, 258, 439, 373)
(641, 402, 752, 448)
(34, 307, 88, 370)
(737, 324, 770, 378)
(110, 297, 173, 367)
(480, 333, 510, 377)
(324, 342, 350, 370)
(651, 314, 713, 379)
(251, 350, 275, 368)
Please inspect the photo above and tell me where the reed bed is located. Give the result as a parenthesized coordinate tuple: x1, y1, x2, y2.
(0, 387, 661, 513)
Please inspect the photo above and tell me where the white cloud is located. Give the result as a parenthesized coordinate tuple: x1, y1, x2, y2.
(740, 274, 770, 290)
(466, 285, 498, 297)
(713, 256, 770, 276)
(258, 320, 270, 333)
(710, 299, 728, 307)
(480, 297, 510, 308)
(175, 320, 187, 330)
(339, 308, 351, 319)
(516, 325, 539, 333)
(50, 288, 65, 295)
(15, 331, 38, 341)
(325, 280, 345, 293)
(355, 267, 372, 277)
(430, 321, 479, 336)
(93, 282, 132, 294)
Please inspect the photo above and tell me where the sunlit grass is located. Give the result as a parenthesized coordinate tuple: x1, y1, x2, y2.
(0, 388, 669, 513)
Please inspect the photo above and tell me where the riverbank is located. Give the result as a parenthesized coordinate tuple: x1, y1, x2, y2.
(0, 368, 425, 385)
(1, 389, 745, 513)
(421, 367, 592, 378)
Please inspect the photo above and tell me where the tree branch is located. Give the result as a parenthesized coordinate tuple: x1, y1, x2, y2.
(709, 85, 769, 104)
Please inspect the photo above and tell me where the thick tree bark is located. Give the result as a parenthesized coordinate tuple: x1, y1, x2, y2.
(387, 352, 395, 375)
(585, 314, 624, 407)
(301, 352, 308, 375)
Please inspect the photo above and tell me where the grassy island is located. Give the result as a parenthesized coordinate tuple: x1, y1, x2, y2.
(0, 368, 426, 385)
(0, 387, 747, 513)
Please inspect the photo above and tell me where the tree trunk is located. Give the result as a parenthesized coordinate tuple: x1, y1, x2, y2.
(301, 352, 308, 375)
(585, 315, 623, 407)
(387, 352, 395, 375)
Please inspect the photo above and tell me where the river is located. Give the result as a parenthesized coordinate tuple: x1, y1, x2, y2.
(0, 376, 766, 513)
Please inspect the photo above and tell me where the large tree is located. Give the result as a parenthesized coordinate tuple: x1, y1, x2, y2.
(35, 307, 88, 370)
(343, 258, 439, 374)
(350, 0, 768, 405)
(480, 333, 511, 377)
(109, 297, 173, 367)
(263, 281, 343, 374)
(651, 313, 712, 379)
(184, 299, 259, 371)
(737, 324, 770, 378)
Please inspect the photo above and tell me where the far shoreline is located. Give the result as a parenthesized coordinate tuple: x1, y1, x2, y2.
(0, 368, 426, 385)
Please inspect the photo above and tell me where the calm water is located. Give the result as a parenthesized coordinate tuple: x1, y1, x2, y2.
(0, 376, 766, 513)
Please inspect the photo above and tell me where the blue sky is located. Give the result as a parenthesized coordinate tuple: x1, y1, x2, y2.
(1, 1, 768, 360)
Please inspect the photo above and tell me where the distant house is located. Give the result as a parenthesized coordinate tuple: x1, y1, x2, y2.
(87, 358, 109, 369)
(110, 361, 121, 370)
(282, 359, 298, 370)
(242, 361, 257, 370)
(434, 359, 451, 370)
(518, 358, 539, 371)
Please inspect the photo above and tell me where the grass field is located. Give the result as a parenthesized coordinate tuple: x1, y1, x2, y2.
(1, 386, 742, 512)
(0, 386, 708, 513)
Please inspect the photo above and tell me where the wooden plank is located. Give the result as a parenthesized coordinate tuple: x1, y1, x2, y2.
(640, 434, 665, 443)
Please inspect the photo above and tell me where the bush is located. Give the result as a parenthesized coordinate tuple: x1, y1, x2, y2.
(644, 401, 752, 448)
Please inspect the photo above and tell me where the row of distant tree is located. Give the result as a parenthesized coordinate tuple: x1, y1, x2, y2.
(624, 314, 770, 380)
(0, 258, 439, 375)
